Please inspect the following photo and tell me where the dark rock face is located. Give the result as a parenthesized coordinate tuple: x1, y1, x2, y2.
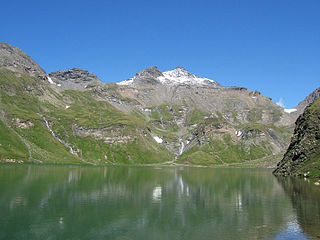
(273, 98, 320, 177)
(49, 68, 102, 90)
(0, 43, 47, 80)
(135, 66, 163, 78)
(132, 66, 163, 85)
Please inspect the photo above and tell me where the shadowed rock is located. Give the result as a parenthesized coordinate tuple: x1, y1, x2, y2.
(49, 68, 102, 90)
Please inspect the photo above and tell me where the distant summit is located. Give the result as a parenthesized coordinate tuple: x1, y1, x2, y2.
(118, 66, 220, 87)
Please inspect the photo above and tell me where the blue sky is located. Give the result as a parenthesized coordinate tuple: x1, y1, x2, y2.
(1, 0, 319, 108)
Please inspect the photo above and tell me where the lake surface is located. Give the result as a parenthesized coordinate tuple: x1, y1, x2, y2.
(0, 165, 319, 240)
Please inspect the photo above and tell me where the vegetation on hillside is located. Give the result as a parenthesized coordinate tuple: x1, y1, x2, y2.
(273, 98, 320, 178)
(0, 69, 173, 164)
(0, 67, 295, 167)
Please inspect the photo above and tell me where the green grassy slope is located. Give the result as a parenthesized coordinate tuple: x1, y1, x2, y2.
(176, 113, 292, 167)
(127, 98, 293, 167)
(0, 119, 29, 160)
(0, 69, 173, 164)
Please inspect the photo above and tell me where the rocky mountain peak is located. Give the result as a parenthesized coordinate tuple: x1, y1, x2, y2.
(170, 66, 189, 74)
(118, 66, 163, 86)
(159, 67, 220, 86)
(48, 68, 102, 90)
(162, 66, 198, 79)
(118, 66, 220, 87)
(135, 66, 163, 79)
(0, 42, 47, 80)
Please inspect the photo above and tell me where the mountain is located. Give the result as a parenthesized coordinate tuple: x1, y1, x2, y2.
(89, 66, 296, 166)
(273, 98, 320, 178)
(0, 43, 297, 166)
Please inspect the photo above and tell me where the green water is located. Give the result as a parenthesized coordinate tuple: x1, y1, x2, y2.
(0, 165, 319, 240)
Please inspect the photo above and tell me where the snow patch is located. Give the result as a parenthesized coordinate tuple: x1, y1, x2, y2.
(284, 108, 297, 113)
(236, 130, 242, 137)
(158, 68, 217, 86)
(153, 136, 163, 144)
(47, 76, 55, 85)
(117, 78, 134, 85)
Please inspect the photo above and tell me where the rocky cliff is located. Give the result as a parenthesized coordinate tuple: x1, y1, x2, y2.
(273, 98, 320, 178)
(49, 68, 103, 90)
(0, 43, 47, 81)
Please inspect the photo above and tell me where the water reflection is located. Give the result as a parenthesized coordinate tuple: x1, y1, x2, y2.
(276, 176, 320, 239)
(272, 219, 314, 240)
(152, 186, 162, 201)
(0, 165, 319, 239)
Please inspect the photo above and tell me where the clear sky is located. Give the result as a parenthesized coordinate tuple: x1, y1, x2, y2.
(1, 0, 319, 108)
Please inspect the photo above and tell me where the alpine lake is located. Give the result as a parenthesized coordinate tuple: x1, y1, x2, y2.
(0, 164, 320, 240)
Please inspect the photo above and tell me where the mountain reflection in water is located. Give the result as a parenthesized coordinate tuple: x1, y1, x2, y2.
(0, 165, 319, 240)
(275, 176, 320, 239)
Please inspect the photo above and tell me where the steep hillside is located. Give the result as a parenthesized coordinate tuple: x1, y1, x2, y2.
(0, 43, 297, 166)
(273, 98, 320, 178)
(0, 44, 173, 165)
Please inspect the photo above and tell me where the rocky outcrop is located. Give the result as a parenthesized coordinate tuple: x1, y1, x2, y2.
(0, 43, 47, 80)
(49, 68, 102, 90)
(273, 98, 320, 177)
(72, 124, 136, 144)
